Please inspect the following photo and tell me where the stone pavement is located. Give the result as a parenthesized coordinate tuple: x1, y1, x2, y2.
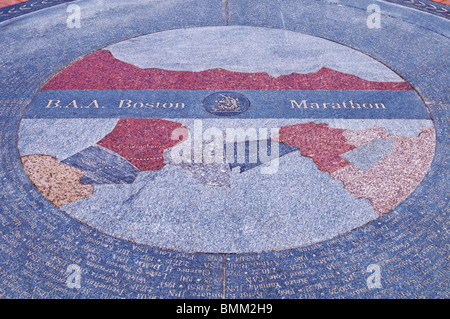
(0, 0, 448, 299)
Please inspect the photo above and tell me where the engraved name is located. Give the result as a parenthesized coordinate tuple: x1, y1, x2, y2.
(44, 99, 185, 109)
(290, 99, 386, 109)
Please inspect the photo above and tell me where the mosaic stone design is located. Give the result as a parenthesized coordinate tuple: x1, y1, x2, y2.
(42, 50, 413, 91)
(0, 0, 448, 300)
(17, 25, 436, 253)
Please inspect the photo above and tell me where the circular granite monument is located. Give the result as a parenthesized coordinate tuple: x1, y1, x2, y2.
(18, 26, 436, 253)
(0, 0, 448, 299)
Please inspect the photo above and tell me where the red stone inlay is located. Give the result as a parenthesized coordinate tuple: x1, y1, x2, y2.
(42, 50, 412, 91)
(279, 123, 355, 173)
(97, 118, 187, 171)
(0, 0, 28, 10)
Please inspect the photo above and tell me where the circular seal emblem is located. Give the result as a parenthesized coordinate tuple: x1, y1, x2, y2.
(19, 26, 435, 253)
(203, 92, 250, 116)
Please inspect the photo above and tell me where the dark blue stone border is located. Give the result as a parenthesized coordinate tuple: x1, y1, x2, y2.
(383, 0, 450, 19)
(0, 0, 450, 22)
(0, 0, 448, 299)
(0, 0, 449, 23)
(0, 0, 75, 22)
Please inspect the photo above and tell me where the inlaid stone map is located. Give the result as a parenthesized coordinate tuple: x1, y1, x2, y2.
(18, 26, 436, 253)
(0, 0, 448, 301)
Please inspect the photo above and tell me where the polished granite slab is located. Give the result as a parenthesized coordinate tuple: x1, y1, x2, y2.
(0, 0, 448, 299)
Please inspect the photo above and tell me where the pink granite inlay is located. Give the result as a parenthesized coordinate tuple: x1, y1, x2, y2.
(332, 127, 435, 215)
(343, 125, 389, 148)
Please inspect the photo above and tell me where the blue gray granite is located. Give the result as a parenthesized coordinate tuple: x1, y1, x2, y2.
(342, 138, 395, 170)
(0, 0, 447, 299)
(227, 140, 299, 173)
(106, 26, 404, 82)
(61, 150, 378, 253)
(61, 145, 140, 184)
(18, 119, 118, 160)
